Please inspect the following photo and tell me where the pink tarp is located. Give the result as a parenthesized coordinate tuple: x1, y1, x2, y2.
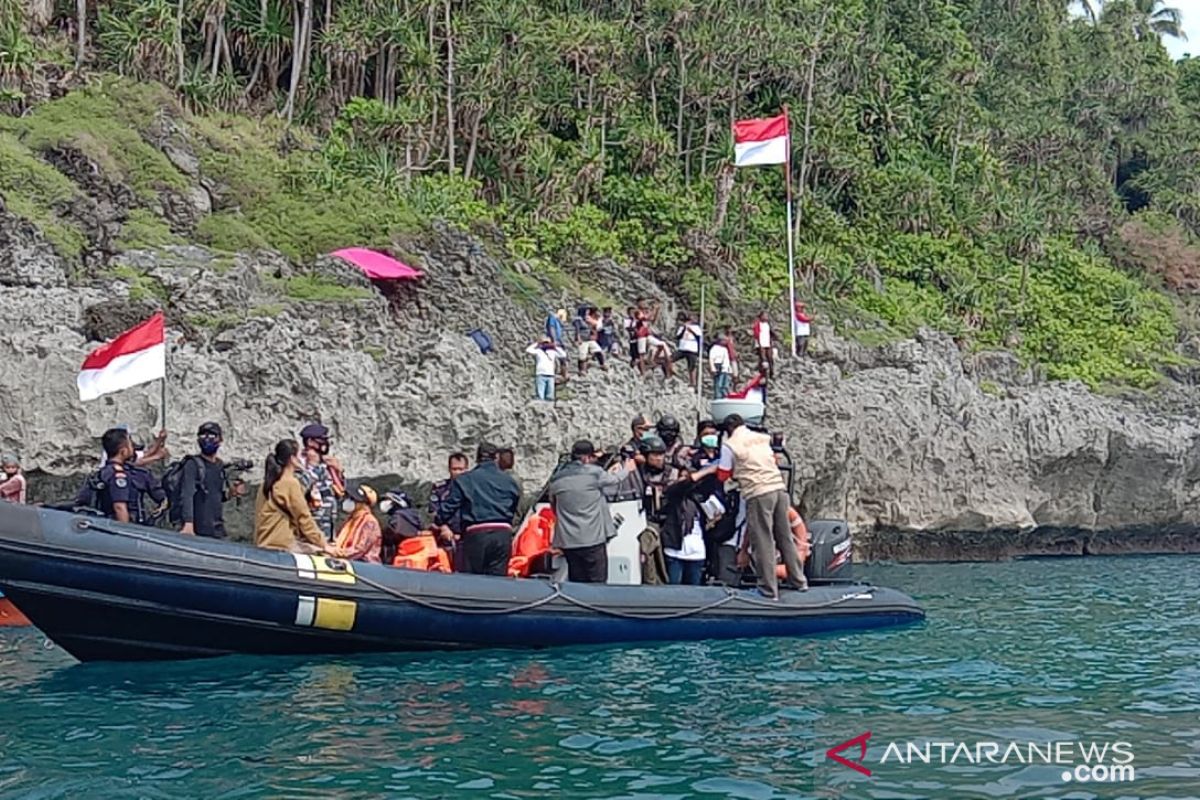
(332, 247, 424, 280)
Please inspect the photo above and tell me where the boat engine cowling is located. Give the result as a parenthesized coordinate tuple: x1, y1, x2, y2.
(805, 520, 853, 582)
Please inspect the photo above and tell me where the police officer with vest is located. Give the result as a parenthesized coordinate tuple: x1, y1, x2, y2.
(88, 427, 168, 524)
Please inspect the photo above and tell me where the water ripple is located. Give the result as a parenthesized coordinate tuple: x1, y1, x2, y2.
(0, 555, 1195, 798)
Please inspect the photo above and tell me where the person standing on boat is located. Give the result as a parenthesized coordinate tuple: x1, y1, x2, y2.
(429, 452, 469, 566)
(86, 428, 168, 525)
(0, 454, 26, 504)
(254, 439, 329, 554)
(716, 415, 806, 598)
(178, 422, 245, 539)
(331, 484, 382, 563)
(434, 442, 521, 576)
(547, 440, 633, 584)
(297, 423, 344, 542)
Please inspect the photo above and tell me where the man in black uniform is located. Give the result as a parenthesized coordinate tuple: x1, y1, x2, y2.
(435, 442, 521, 576)
(179, 422, 245, 538)
(84, 427, 167, 524)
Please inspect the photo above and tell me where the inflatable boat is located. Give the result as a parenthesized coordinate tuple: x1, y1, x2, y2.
(0, 590, 29, 627)
(0, 503, 922, 662)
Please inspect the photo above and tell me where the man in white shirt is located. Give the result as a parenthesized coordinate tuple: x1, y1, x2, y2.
(672, 312, 703, 385)
(526, 338, 565, 401)
(752, 311, 773, 378)
(709, 333, 732, 399)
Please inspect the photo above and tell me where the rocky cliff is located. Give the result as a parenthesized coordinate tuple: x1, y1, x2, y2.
(3, 82, 1200, 560)
(5, 203, 1200, 560)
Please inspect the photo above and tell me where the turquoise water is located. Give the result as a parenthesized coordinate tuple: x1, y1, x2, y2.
(0, 556, 1196, 799)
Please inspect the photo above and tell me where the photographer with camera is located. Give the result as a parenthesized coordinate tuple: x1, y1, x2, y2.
(173, 422, 248, 539)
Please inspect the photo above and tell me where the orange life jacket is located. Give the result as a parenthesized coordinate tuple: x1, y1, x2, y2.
(508, 507, 556, 578)
(392, 535, 451, 573)
(776, 507, 810, 579)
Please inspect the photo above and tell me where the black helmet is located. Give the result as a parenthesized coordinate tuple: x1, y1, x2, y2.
(639, 435, 667, 455)
(656, 414, 680, 435)
(656, 414, 680, 444)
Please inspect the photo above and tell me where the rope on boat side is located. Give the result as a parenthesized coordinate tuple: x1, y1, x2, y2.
(78, 521, 872, 621)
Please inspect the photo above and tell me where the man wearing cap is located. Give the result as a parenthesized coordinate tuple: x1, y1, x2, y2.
(298, 423, 345, 542)
(179, 421, 245, 538)
(434, 442, 521, 576)
(624, 414, 653, 454)
(547, 441, 635, 583)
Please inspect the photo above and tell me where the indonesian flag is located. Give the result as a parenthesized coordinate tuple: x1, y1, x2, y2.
(733, 113, 789, 167)
(77, 312, 166, 401)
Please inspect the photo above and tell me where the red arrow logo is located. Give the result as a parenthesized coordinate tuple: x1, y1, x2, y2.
(826, 731, 873, 776)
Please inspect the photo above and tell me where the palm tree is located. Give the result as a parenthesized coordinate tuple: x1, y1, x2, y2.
(1097, 0, 1188, 40)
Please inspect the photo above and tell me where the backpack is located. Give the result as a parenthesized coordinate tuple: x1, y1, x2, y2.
(73, 470, 107, 512)
(162, 456, 206, 525)
(467, 328, 494, 354)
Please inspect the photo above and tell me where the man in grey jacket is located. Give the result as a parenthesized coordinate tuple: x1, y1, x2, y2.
(548, 440, 634, 583)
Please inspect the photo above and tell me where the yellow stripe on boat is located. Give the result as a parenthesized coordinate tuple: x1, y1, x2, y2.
(292, 555, 357, 585)
(313, 597, 357, 631)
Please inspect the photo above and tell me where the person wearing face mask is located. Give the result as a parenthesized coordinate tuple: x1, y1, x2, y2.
(177, 422, 245, 538)
(254, 439, 329, 554)
(297, 423, 345, 542)
(330, 484, 382, 563)
(82, 427, 167, 525)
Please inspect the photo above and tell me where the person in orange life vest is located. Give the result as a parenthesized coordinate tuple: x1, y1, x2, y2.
(775, 507, 811, 580)
(508, 506, 557, 578)
(331, 484, 382, 563)
(379, 489, 422, 564)
(389, 505, 452, 574)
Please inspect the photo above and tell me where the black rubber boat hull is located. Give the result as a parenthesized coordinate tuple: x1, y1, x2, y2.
(0, 505, 924, 662)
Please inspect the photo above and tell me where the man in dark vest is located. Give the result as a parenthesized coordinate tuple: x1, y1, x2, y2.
(434, 442, 521, 576)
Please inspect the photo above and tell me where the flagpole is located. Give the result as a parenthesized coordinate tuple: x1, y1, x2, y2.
(160, 342, 168, 433)
(783, 105, 797, 360)
(697, 283, 706, 418)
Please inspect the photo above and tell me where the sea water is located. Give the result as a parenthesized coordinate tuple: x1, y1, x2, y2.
(0, 555, 1195, 799)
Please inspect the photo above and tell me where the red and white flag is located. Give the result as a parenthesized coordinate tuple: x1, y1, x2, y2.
(77, 312, 166, 401)
(733, 113, 790, 167)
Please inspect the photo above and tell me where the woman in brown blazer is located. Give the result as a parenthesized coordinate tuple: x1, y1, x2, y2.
(254, 439, 330, 554)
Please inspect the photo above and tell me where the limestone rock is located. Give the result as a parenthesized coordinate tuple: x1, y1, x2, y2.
(0, 214, 68, 288)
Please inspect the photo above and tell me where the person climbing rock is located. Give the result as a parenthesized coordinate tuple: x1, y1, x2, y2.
(527, 337, 566, 401)
(709, 333, 733, 399)
(752, 311, 773, 379)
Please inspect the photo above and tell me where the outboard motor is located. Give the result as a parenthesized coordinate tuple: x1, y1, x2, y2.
(805, 520, 853, 582)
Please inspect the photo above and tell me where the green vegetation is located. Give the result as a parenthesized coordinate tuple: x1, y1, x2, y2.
(0, 79, 187, 200)
(115, 208, 183, 250)
(3, 0, 1200, 387)
(0, 132, 86, 257)
(283, 274, 371, 303)
(106, 263, 168, 303)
